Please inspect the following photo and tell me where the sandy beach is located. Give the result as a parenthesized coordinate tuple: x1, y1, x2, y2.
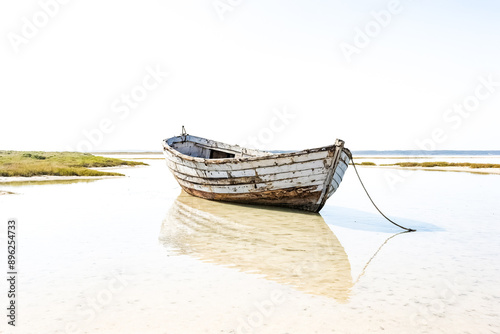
(0, 155, 499, 334)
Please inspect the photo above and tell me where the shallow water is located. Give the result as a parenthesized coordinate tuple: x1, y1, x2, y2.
(356, 156, 500, 165)
(0, 156, 499, 333)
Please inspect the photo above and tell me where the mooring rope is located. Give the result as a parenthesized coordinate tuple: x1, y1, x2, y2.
(353, 230, 411, 284)
(350, 156, 416, 232)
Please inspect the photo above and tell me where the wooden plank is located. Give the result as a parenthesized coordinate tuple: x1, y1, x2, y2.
(175, 175, 325, 194)
(336, 163, 347, 179)
(167, 135, 271, 157)
(332, 171, 343, 187)
(170, 167, 329, 186)
(193, 142, 240, 156)
(337, 158, 349, 173)
(315, 142, 342, 206)
(166, 158, 330, 178)
(164, 147, 331, 172)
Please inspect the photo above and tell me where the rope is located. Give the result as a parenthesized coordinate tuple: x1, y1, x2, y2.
(353, 230, 411, 285)
(350, 155, 416, 232)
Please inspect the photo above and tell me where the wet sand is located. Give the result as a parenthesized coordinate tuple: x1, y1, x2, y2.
(0, 156, 499, 333)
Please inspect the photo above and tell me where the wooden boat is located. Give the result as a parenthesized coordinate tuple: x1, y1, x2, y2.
(162, 131, 351, 212)
(159, 192, 353, 301)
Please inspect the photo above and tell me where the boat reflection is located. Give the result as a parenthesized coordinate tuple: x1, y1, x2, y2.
(159, 191, 353, 302)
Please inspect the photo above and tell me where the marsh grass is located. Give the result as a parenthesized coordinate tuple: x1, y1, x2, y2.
(352, 161, 377, 166)
(381, 161, 500, 169)
(0, 151, 148, 177)
(0, 190, 16, 195)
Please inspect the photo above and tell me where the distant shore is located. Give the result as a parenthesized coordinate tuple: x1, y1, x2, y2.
(93, 151, 162, 155)
(355, 161, 500, 175)
(374, 165, 500, 175)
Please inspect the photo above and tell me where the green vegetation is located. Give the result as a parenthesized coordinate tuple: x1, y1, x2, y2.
(353, 161, 377, 166)
(0, 151, 148, 177)
(381, 161, 500, 169)
(356, 156, 429, 160)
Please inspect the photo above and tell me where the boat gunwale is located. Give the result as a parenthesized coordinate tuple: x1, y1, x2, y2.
(163, 135, 339, 165)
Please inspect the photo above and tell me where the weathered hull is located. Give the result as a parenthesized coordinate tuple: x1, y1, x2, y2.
(162, 135, 351, 212)
(180, 185, 324, 212)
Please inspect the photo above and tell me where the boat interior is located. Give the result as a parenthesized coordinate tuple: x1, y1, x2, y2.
(166, 135, 272, 160)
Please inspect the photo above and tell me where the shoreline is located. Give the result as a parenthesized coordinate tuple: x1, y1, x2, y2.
(371, 165, 500, 175)
(0, 190, 16, 195)
(1, 165, 498, 184)
(0, 175, 124, 184)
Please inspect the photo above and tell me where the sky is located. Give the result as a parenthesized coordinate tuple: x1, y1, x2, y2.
(1, 0, 499, 152)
